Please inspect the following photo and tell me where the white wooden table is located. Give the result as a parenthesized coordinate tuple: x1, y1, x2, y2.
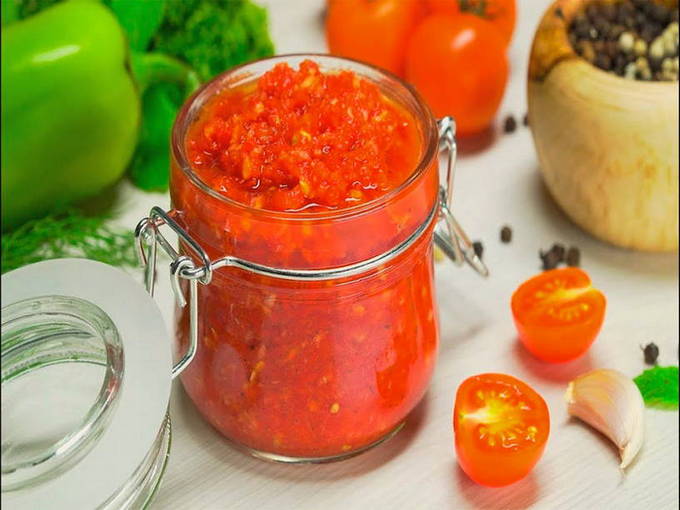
(114, 1, 679, 508)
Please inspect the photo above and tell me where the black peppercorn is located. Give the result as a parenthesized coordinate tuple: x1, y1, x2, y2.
(569, 2, 677, 82)
(550, 243, 566, 262)
(649, 3, 670, 24)
(594, 16, 610, 36)
(473, 241, 484, 259)
(586, 3, 601, 21)
(614, 53, 628, 73)
(540, 249, 561, 271)
(503, 115, 517, 133)
(573, 15, 591, 38)
(601, 2, 617, 22)
(592, 39, 606, 53)
(523, 113, 529, 126)
(609, 23, 625, 40)
(500, 225, 513, 243)
(595, 52, 612, 70)
(566, 246, 581, 267)
(642, 342, 659, 364)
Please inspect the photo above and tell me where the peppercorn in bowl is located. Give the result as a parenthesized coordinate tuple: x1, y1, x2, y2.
(528, 0, 678, 252)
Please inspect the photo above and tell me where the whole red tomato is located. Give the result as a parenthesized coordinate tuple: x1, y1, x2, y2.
(325, 0, 426, 76)
(405, 14, 508, 136)
(427, 0, 517, 45)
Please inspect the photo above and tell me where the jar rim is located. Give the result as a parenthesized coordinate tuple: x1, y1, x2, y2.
(170, 53, 439, 222)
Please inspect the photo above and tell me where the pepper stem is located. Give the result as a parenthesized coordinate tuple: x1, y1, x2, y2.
(129, 51, 201, 98)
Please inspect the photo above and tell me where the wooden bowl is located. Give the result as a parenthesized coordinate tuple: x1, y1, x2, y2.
(528, 0, 679, 252)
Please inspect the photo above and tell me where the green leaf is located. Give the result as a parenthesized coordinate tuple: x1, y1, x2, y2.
(634, 366, 679, 410)
(107, 0, 166, 51)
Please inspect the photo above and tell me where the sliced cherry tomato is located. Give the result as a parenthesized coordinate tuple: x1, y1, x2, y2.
(511, 268, 606, 363)
(454, 373, 550, 487)
(325, 0, 426, 76)
(404, 14, 508, 136)
(426, 0, 516, 46)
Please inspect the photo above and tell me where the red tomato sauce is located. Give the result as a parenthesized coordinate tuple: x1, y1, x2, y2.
(185, 60, 420, 212)
(172, 60, 440, 458)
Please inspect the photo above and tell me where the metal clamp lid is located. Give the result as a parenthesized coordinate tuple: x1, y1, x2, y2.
(434, 116, 489, 277)
(135, 115, 488, 378)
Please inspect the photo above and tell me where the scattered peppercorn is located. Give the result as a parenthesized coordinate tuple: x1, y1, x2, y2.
(566, 246, 581, 267)
(500, 225, 513, 243)
(642, 342, 659, 364)
(540, 248, 561, 271)
(569, 0, 679, 81)
(472, 241, 484, 259)
(539, 243, 580, 270)
(503, 115, 517, 133)
(550, 243, 566, 262)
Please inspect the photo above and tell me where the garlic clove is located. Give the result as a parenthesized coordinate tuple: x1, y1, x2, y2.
(565, 368, 645, 469)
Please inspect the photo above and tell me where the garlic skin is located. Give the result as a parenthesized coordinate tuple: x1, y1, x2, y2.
(565, 369, 645, 469)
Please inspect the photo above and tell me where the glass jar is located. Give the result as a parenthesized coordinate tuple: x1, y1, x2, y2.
(136, 54, 486, 463)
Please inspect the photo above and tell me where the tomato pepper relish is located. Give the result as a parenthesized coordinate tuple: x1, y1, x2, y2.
(172, 57, 440, 459)
(185, 60, 421, 212)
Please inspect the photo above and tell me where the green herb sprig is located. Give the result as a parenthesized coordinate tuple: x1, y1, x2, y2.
(634, 365, 679, 410)
(1, 209, 138, 274)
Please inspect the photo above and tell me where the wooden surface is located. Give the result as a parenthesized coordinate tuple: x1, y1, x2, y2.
(113, 1, 680, 508)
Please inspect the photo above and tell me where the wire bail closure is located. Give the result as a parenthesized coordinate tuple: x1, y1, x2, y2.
(434, 116, 489, 277)
(134, 115, 488, 378)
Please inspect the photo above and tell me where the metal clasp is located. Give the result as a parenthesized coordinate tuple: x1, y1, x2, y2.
(135, 208, 202, 378)
(434, 117, 489, 277)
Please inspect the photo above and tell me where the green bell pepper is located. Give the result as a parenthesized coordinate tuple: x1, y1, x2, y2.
(1, 0, 139, 231)
(1, 0, 200, 232)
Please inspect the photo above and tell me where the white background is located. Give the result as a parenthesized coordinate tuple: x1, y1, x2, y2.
(112, 1, 680, 508)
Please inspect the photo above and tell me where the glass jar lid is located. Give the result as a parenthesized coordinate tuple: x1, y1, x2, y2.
(1, 259, 172, 509)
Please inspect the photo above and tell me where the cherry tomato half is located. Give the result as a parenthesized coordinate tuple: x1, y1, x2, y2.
(454, 373, 550, 487)
(511, 268, 606, 363)
(426, 0, 517, 46)
(325, 0, 426, 76)
(405, 14, 508, 136)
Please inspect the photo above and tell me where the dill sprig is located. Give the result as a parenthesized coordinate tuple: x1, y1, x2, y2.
(1, 209, 138, 274)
